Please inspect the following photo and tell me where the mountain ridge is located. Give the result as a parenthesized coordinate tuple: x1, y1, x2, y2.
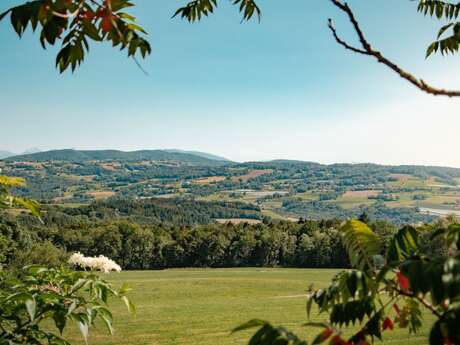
(164, 149, 231, 162)
(4, 149, 460, 171)
(2, 149, 231, 166)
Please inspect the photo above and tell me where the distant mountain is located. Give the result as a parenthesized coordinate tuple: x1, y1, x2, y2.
(3, 149, 231, 166)
(0, 151, 14, 159)
(22, 147, 41, 155)
(164, 149, 231, 162)
(0, 148, 41, 159)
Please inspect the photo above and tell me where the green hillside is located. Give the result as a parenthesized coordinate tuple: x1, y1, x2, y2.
(4, 149, 231, 166)
(3, 151, 460, 224)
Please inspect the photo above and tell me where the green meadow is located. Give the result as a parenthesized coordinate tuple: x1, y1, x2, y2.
(64, 269, 432, 345)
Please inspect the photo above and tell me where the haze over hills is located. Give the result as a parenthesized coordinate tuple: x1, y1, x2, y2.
(0, 148, 42, 160)
(0, 151, 14, 160)
(164, 149, 231, 162)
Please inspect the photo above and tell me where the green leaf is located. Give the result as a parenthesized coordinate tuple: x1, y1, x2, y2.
(340, 220, 381, 271)
(0, 176, 26, 187)
(386, 226, 420, 265)
(0, 9, 11, 22)
(235, 321, 308, 345)
(121, 295, 136, 315)
(437, 23, 454, 39)
(53, 311, 67, 334)
(119, 282, 132, 295)
(25, 297, 36, 321)
(426, 41, 439, 58)
(11, 196, 41, 217)
(232, 319, 268, 333)
(78, 321, 89, 345)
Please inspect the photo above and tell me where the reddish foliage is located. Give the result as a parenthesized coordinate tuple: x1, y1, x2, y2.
(382, 317, 394, 331)
(101, 17, 113, 32)
(396, 271, 410, 290)
(319, 327, 334, 342)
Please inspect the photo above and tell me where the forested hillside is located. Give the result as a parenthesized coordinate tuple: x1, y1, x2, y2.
(4, 149, 230, 166)
(0, 203, 451, 270)
(2, 150, 460, 224)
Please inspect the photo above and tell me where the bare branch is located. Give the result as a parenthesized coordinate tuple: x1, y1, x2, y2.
(327, 19, 369, 55)
(329, 0, 460, 97)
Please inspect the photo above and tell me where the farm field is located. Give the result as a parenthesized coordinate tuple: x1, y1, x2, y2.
(63, 269, 432, 345)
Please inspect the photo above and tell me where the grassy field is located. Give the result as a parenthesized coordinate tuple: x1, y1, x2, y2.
(64, 269, 432, 345)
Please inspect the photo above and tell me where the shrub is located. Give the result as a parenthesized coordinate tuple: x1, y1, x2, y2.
(0, 266, 134, 344)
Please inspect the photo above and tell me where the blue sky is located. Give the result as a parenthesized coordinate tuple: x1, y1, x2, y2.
(1, 0, 460, 166)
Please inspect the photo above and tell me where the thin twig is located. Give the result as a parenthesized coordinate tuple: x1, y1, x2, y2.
(329, 0, 460, 97)
(394, 287, 443, 318)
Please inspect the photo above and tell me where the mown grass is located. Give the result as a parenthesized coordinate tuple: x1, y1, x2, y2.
(64, 269, 432, 345)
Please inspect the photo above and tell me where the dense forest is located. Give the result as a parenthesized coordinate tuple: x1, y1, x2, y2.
(0, 199, 450, 271)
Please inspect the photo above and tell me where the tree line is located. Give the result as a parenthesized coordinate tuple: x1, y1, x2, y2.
(1, 206, 451, 271)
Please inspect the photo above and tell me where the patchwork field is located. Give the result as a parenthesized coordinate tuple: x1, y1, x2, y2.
(5, 153, 460, 224)
(192, 176, 227, 184)
(335, 190, 379, 209)
(63, 269, 432, 345)
(231, 169, 273, 182)
(86, 191, 116, 199)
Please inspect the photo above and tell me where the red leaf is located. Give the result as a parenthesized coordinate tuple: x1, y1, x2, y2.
(330, 335, 348, 345)
(319, 327, 334, 342)
(101, 17, 113, 32)
(382, 317, 394, 331)
(396, 271, 410, 290)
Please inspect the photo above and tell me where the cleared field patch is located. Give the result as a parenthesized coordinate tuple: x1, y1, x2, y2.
(198, 192, 241, 203)
(58, 173, 95, 182)
(231, 169, 273, 182)
(192, 176, 226, 185)
(335, 191, 378, 209)
(99, 162, 121, 171)
(389, 173, 413, 181)
(296, 192, 318, 201)
(420, 194, 460, 207)
(215, 218, 262, 224)
(239, 190, 288, 202)
(342, 190, 380, 198)
(389, 176, 427, 189)
(86, 190, 116, 199)
(53, 194, 74, 203)
(62, 269, 432, 345)
(385, 192, 417, 208)
(261, 209, 287, 220)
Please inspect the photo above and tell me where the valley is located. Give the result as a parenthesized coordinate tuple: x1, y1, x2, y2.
(3, 149, 460, 224)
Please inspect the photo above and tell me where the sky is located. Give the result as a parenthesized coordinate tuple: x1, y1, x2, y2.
(1, 0, 460, 166)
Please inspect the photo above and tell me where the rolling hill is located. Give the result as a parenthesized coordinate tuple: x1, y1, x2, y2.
(3, 149, 232, 166)
(4, 148, 460, 224)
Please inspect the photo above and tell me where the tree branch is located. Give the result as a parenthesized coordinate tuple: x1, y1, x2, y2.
(394, 287, 443, 318)
(329, 0, 460, 97)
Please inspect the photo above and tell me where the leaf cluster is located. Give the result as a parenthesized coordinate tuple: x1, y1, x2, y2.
(0, 0, 151, 72)
(0, 176, 40, 217)
(418, 1, 460, 57)
(173, 0, 260, 22)
(0, 266, 134, 344)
